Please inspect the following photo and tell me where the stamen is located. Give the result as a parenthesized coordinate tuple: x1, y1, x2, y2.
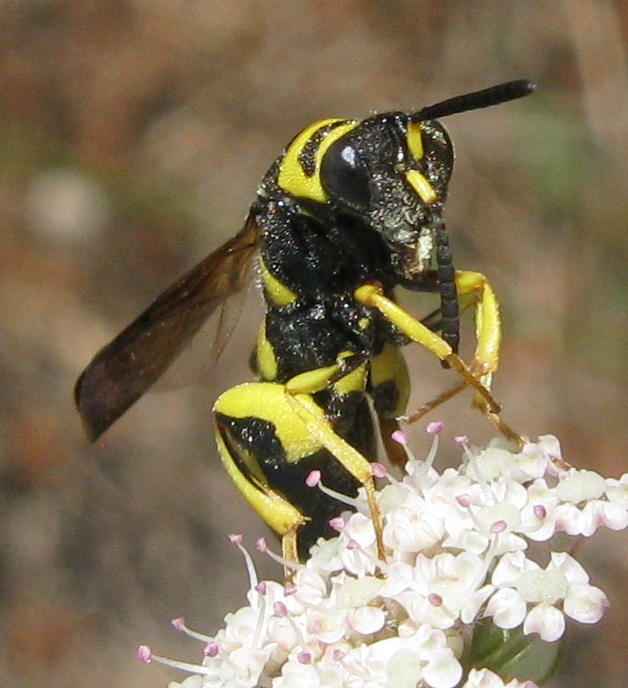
(371, 462, 388, 478)
(428, 593, 444, 607)
(456, 494, 472, 507)
(137, 645, 152, 663)
(533, 504, 547, 520)
(456, 438, 492, 501)
(256, 538, 305, 572)
(305, 470, 321, 488)
(273, 601, 288, 617)
(284, 606, 310, 650)
(305, 470, 363, 511)
(474, 534, 500, 587)
(392, 429, 419, 464)
(204, 641, 220, 657)
(329, 516, 346, 532)
(170, 617, 211, 643)
(427, 420, 444, 435)
(424, 421, 443, 469)
(454, 435, 469, 448)
(137, 645, 212, 675)
(252, 582, 268, 648)
(391, 429, 409, 445)
(490, 520, 508, 534)
(229, 533, 259, 592)
(393, 422, 444, 474)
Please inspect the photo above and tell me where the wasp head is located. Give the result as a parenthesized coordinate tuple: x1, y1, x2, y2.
(318, 113, 454, 285)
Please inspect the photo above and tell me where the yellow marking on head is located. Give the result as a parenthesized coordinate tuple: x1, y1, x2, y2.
(407, 121, 424, 160)
(278, 118, 358, 202)
(405, 169, 437, 204)
(259, 257, 297, 306)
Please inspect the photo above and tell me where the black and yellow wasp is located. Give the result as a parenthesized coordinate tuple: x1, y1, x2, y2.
(76, 80, 535, 562)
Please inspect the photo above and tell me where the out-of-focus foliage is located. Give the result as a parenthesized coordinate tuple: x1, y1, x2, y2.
(0, 2, 626, 687)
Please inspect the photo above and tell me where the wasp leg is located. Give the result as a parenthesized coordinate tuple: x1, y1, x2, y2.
(284, 361, 385, 561)
(284, 381, 385, 564)
(354, 284, 523, 447)
(214, 384, 307, 572)
(455, 270, 500, 390)
(404, 376, 523, 447)
(214, 374, 386, 566)
(354, 283, 500, 410)
(454, 270, 523, 446)
(404, 379, 468, 423)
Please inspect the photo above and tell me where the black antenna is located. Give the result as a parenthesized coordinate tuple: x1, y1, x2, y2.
(411, 79, 535, 122)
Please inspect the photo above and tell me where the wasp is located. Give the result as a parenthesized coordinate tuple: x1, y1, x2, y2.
(76, 80, 535, 562)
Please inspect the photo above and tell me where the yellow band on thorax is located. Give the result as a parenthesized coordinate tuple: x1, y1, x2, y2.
(259, 257, 297, 306)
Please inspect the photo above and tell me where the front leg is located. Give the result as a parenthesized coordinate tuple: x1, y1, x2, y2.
(354, 284, 501, 411)
(355, 283, 523, 447)
(455, 269, 501, 387)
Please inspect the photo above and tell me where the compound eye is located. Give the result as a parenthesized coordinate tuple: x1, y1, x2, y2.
(320, 139, 371, 212)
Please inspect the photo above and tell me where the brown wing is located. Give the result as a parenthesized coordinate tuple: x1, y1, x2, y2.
(75, 212, 261, 441)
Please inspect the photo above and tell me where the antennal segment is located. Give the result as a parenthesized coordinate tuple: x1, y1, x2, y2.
(412, 79, 535, 122)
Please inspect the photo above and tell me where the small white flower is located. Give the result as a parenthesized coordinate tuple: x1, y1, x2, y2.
(382, 486, 445, 553)
(519, 479, 560, 541)
(276, 656, 327, 688)
(385, 647, 429, 688)
(488, 550, 609, 642)
(412, 551, 494, 626)
(512, 440, 553, 480)
(556, 469, 607, 503)
(360, 625, 462, 688)
(335, 573, 383, 608)
(547, 469, 628, 537)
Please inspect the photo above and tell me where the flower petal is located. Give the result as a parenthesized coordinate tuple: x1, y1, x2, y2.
(523, 603, 565, 642)
(564, 583, 609, 624)
(485, 588, 527, 629)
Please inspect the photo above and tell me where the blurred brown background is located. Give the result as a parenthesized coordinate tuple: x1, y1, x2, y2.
(0, 1, 626, 686)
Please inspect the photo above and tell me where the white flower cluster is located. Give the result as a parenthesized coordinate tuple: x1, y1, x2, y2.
(139, 432, 628, 688)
